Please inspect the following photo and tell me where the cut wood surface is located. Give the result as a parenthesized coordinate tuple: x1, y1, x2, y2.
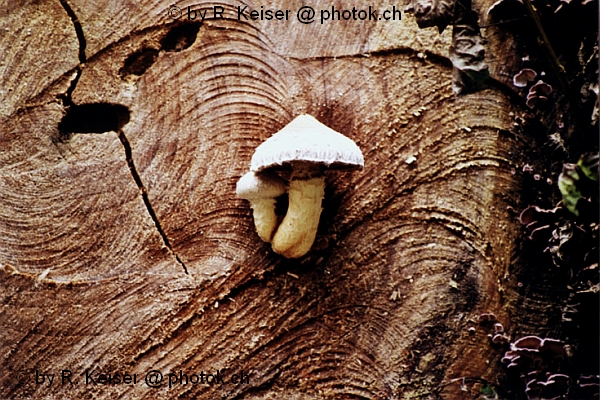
(1, 1, 538, 398)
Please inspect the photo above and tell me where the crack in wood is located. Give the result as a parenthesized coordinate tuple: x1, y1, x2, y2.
(58, 0, 87, 63)
(56, 1, 189, 276)
(118, 131, 190, 275)
(58, 0, 86, 107)
(284, 47, 453, 68)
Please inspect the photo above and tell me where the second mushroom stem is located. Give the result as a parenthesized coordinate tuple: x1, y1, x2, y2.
(271, 176, 325, 258)
(251, 198, 280, 242)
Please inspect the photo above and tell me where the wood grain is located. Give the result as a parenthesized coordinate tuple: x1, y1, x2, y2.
(1, 1, 535, 398)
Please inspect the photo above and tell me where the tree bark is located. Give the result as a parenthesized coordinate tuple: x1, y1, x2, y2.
(0, 1, 548, 399)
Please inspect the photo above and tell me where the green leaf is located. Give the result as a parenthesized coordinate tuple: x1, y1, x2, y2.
(577, 153, 599, 182)
(480, 384, 498, 399)
(558, 164, 581, 216)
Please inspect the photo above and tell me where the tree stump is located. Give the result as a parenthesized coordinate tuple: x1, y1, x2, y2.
(0, 1, 561, 398)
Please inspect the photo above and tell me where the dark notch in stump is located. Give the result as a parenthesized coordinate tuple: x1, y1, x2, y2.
(58, 103, 130, 137)
(119, 21, 201, 80)
(160, 21, 201, 52)
(119, 48, 160, 78)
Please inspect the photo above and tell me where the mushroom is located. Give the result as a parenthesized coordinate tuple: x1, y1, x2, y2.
(491, 333, 510, 345)
(250, 114, 364, 258)
(477, 312, 497, 323)
(236, 171, 287, 242)
(525, 374, 570, 400)
(513, 68, 538, 88)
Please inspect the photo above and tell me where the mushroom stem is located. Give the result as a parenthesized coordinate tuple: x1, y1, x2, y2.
(250, 198, 280, 242)
(236, 171, 287, 244)
(271, 176, 325, 258)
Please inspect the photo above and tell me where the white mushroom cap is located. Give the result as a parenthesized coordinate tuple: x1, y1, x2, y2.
(250, 114, 364, 172)
(236, 171, 287, 200)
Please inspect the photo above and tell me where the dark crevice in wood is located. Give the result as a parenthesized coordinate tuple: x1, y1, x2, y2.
(59, 67, 81, 108)
(58, 103, 130, 134)
(118, 22, 200, 80)
(221, 260, 287, 305)
(117, 130, 190, 275)
(58, 0, 86, 63)
(58, 0, 86, 107)
(119, 48, 159, 78)
(160, 22, 202, 52)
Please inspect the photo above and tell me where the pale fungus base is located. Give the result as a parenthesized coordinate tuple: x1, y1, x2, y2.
(250, 198, 280, 242)
(271, 177, 325, 258)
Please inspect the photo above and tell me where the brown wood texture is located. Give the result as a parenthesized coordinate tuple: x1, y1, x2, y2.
(1, 1, 533, 398)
